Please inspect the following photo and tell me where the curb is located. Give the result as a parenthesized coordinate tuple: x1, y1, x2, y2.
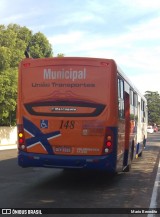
(0, 145, 17, 150)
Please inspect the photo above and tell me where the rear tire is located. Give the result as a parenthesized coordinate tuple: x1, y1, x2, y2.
(123, 164, 130, 172)
(124, 141, 134, 172)
(131, 140, 134, 161)
(138, 151, 142, 157)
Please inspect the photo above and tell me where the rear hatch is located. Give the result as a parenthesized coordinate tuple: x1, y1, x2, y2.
(20, 58, 111, 156)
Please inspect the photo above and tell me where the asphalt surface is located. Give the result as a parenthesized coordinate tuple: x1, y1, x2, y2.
(0, 132, 160, 217)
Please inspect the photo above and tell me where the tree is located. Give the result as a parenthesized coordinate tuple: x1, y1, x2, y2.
(144, 91, 160, 125)
(29, 32, 53, 58)
(0, 68, 17, 125)
(0, 24, 53, 125)
(57, 53, 65, 57)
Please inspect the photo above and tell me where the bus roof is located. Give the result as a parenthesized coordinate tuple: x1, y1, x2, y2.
(20, 56, 146, 102)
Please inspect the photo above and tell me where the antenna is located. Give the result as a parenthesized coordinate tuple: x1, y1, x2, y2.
(24, 44, 30, 58)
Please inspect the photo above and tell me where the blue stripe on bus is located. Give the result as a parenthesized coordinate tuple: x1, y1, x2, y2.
(18, 126, 118, 173)
(23, 117, 61, 154)
(18, 150, 117, 173)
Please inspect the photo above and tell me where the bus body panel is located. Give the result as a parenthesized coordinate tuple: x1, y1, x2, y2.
(18, 126, 118, 173)
(18, 58, 118, 155)
(18, 151, 116, 172)
(17, 57, 147, 172)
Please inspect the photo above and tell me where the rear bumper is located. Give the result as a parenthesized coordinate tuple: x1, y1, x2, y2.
(18, 151, 116, 173)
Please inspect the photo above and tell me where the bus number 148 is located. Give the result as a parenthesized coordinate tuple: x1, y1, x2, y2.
(60, 120, 75, 129)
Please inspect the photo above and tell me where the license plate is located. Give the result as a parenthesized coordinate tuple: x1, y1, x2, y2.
(54, 146, 72, 153)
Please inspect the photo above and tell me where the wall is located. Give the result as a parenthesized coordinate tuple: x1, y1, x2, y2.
(0, 127, 17, 145)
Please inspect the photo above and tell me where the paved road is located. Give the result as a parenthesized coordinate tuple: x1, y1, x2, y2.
(0, 133, 160, 217)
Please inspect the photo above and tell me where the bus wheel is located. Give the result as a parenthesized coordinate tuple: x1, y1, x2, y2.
(124, 141, 135, 172)
(138, 137, 146, 158)
(123, 150, 132, 172)
(131, 140, 134, 161)
(123, 164, 131, 172)
(143, 136, 146, 150)
(138, 151, 142, 157)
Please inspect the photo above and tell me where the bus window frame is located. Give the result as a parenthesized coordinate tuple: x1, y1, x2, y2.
(118, 77, 125, 119)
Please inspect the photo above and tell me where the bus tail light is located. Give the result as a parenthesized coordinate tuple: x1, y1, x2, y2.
(17, 124, 26, 151)
(103, 128, 113, 154)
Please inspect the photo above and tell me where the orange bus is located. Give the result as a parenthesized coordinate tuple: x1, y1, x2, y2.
(17, 57, 147, 173)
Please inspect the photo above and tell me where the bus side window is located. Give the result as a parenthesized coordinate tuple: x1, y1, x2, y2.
(130, 90, 138, 118)
(118, 78, 124, 119)
(141, 100, 145, 122)
(134, 92, 138, 108)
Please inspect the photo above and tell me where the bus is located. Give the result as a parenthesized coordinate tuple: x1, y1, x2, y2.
(17, 57, 147, 173)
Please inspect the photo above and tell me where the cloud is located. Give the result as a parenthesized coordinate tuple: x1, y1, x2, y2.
(48, 31, 85, 45)
(0, 0, 7, 12)
(48, 6, 160, 94)
(2, 14, 24, 23)
(127, 16, 160, 40)
(1, 0, 160, 94)
(50, 14, 160, 59)
(129, 73, 160, 94)
(119, 0, 160, 10)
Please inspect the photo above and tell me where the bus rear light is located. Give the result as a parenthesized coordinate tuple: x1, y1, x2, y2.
(107, 136, 112, 141)
(23, 62, 30, 67)
(106, 141, 112, 148)
(17, 124, 26, 151)
(103, 127, 114, 155)
(104, 141, 112, 153)
(19, 138, 24, 144)
(100, 62, 109, 66)
(19, 133, 23, 138)
(104, 148, 109, 153)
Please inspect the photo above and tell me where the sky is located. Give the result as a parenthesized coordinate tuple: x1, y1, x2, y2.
(0, 0, 160, 94)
